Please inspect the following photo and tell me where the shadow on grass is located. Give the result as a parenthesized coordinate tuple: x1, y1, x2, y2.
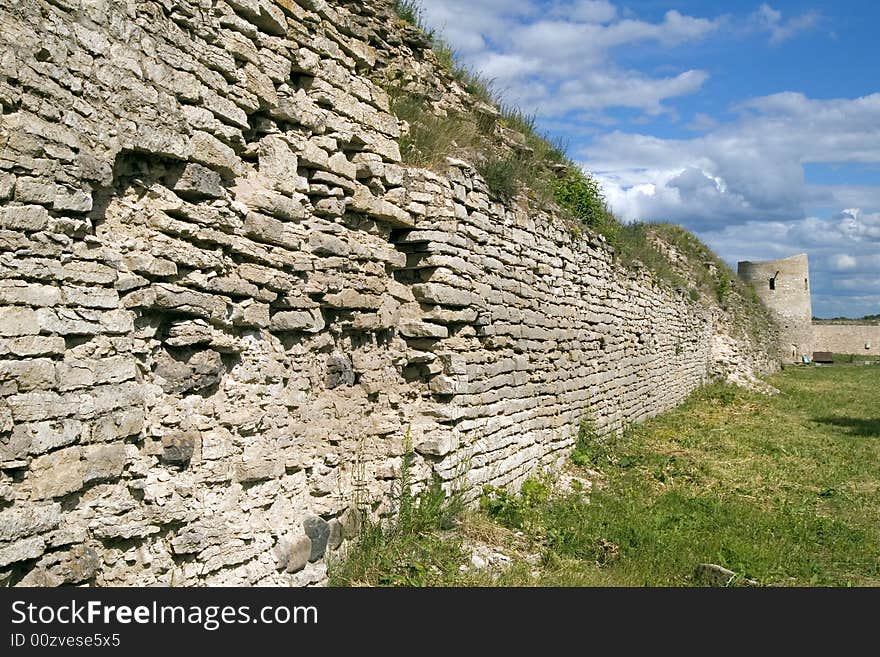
(815, 416, 880, 437)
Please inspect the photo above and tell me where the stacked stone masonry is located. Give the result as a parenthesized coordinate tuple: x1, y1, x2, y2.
(0, 0, 775, 586)
(813, 323, 880, 357)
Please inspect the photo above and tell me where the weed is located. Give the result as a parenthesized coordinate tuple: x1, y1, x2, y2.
(328, 431, 466, 586)
(392, 0, 423, 26)
(476, 152, 526, 202)
(480, 476, 552, 531)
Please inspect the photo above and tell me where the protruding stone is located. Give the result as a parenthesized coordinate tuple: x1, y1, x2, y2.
(274, 534, 311, 574)
(327, 519, 343, 550)
(28, 447, 84, 500)
(189, 130, 241, 179)
(172, 163, 225, 199)
(325, 353, 355, 389)
(303, 516, 330, 562)
(161, 432, 198, 465)
(0, 205, 49, 232)
(349, 188, 414, 228)
(309, 231, 349, 256)
(0, 536, 45, 568)
(399, 320, 448, 339)
(270, 309, 324, 333)
(412, 283, 474, 307)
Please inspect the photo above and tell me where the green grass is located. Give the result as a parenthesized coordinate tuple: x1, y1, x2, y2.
(332, 364, 880, 586)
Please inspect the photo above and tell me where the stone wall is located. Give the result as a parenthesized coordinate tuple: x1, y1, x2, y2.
(0, 0, 775, 587)
(813, 323, 880, 356)
(738, 254, 813, 362)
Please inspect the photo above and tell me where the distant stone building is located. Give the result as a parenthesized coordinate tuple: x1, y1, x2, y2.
(738, 253, 880, 362)
(738, 254, 814, 363)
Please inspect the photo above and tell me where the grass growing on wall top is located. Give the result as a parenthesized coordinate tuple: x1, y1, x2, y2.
(384, 0, 765, 321)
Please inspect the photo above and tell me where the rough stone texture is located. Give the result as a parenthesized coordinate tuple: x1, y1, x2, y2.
(0, 0, 776, 587)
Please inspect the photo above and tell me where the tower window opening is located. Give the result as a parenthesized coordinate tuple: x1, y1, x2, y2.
(769, 278, 776, 290)
(805, 278, 808, 290)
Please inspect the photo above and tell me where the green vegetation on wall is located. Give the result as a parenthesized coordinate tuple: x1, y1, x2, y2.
(385, 0, 777, 349)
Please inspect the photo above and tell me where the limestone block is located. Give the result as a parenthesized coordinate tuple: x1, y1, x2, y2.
(59, 261, 117, 285)
(53, 186, 93, 212)
(412, 283, 474, 307)
(399, 320, 448, 339)
(60, 285, 118, 309)
(0, 307, 39, 336)
(0, 536, 45, 568)
(123, 284, 229, 324)
(171, 163, 225, 199)
(308, 231, 349, 256)
(0, 504, 62, 543)
(0, 280, 61, 307)
(414, 432, 458, 457)
(29, 447, 84, 500)
(15, 176, 62, 205)
(429, 375, 467, 395)
(235, 457, 284, 483)
(322, 289, 382, 310)
(244, 212, 301, 249)
(18, 418, 86, 456)
(349, 188, 413, 228)
(273, 534, 311, 574)
(231, 301, 270, 328)
(189, 130, 241, 179)
(226, 0, 287, 36)
(0, 205, 49, 232)
(0, 359, 56, 392)
(270, 309, 324, 333)
(327, 152, 357, 180)
(36, 308, 100, 336)
(123, 253, 178, 278)
(82, 444, 127, 484)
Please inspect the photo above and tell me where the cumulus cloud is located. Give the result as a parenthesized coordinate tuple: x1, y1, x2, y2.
(750, 4, 822, 44)
(584, 93, 880, 230)
(418, 0, 721, 117)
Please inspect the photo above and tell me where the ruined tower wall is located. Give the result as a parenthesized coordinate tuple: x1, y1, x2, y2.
(0, 0, 775, 587)
(737, 254, 813, 362)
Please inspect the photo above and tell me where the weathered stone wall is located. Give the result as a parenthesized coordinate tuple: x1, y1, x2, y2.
(0, 0, 775, 587)
(813, 323, 880, 356)
(738, 254, 813, 362)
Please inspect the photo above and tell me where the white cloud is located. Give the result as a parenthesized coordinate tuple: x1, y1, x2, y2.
(751, 4, 822, 44)
(418, 0, 721, 116)
(583, 93, 880, 231)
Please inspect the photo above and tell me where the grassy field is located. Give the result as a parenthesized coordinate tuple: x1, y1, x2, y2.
(329, 362, 880, 587)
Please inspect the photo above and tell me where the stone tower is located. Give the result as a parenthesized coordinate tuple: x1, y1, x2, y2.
(737, 254, 814, 363)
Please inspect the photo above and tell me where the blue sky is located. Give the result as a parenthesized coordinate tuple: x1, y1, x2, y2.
(416, 0, 880, 318)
